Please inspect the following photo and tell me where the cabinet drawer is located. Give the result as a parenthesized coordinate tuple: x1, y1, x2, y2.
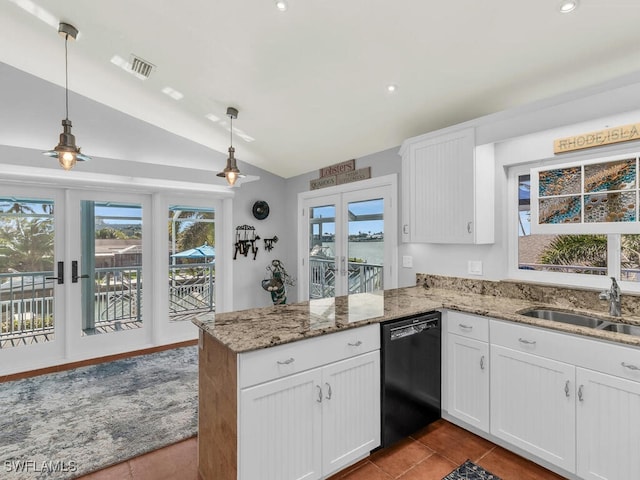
(446, 311, 489, 342)
(577, 339, 640, 382)
(239, 324, 380, 388)
(490, 319, 584, 364)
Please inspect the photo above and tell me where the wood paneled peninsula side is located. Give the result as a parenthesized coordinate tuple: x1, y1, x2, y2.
(192, 276, 640, 480)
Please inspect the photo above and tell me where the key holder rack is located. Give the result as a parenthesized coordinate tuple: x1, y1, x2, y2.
(234, 225, 260, 260)
(263, 236, 278, 252)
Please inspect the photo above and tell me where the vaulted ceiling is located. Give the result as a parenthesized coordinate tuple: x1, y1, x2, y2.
(2, 0, 639, 178)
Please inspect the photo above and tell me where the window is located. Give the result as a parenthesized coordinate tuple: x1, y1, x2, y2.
(518, 174, 607, 276)
(510, 166, 640, 292)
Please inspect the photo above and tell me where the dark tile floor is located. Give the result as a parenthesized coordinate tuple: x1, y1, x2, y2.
(79, 420, 567, 480)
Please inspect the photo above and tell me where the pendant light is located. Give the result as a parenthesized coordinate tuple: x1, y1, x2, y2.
(43, 22, 90, 171)
(216, 107, 245, 186)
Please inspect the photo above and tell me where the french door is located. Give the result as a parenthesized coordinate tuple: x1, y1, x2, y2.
(0, 187, 66, 369)
(66, 190, 151, 357)
(298, 175, 397, 300)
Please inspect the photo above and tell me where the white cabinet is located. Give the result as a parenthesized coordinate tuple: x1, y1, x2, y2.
(238, 325, 380, 480)
(491, 344, 576, 472)
(576, 367, 640, 479)
(240, 369, 323, 480)
(320, 352, 380, 476)
(399, 127, 494, 244)
(444, 312, 489, 431)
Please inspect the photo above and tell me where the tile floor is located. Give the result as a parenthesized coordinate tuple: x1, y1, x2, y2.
(79, 420, 567, 480)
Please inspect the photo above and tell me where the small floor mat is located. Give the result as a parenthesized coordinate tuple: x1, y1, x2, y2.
(442, 459, 502, 480)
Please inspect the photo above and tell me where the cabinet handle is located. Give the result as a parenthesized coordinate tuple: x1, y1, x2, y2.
(459, 324, 473, 331)
(578, 385, 584, 402)
(325, 382, 332, 400)
(621, 362, 640, 371)
(467, 222, 473, 234)
(316, 385, 323, 403)
(277, 357, 295, 365)
(518, 338, 537, 346)
(403, 224, 410, 235)
(348, 340, 363, 347)
(480, 355, 485, 370)
(564, 380, 570, 397)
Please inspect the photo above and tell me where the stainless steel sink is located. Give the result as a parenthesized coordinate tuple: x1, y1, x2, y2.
(600, 323, 640, 336)
(519, 308, 604, 328)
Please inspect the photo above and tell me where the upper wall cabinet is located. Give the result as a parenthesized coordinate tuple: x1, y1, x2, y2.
(400, 127, 494, 244)
(531, 154, 639, 234)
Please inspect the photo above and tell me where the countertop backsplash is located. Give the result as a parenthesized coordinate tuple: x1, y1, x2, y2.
(417, 274, 640, 317)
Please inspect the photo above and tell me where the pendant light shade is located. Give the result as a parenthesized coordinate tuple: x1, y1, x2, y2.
(43, 23, 90, 170)
(217, 107, 246, 186)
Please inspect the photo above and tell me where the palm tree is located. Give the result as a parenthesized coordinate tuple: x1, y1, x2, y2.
(0, 217, 54, 272)
(539, 235, 607, 273)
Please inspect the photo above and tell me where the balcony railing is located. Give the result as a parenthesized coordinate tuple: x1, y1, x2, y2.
(1, 263, 215, 345)
(309, 257, 383, 299)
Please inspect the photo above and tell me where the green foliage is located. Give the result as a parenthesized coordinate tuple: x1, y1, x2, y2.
(1, 315, 53, 334)
(0, 217, 54, 272)
(95, 228, 128, 239)
(168, 211, 215, 251)
(540, 235, 608, 267)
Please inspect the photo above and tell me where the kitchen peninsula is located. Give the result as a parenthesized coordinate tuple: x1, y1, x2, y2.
(193, 275, 640, 480)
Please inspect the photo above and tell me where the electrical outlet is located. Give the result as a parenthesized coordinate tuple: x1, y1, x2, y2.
(402, 255, 413, 268)
(468, 260, 483, 275)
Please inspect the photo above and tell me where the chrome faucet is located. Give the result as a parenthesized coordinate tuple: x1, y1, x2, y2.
(599, 277, 622, 317)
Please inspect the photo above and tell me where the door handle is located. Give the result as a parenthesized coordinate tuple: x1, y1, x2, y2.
(46, 261, 64, 285)
(325, 382, 332, 400)
(72, 261, 90, 283)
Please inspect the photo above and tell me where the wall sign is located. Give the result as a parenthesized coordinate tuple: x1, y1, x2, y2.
(554, 123, 640, 154)
(310, 159, 371, 190)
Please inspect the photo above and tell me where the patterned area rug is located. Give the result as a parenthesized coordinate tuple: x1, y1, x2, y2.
(443, 460, 502, 480)
(0, 346, 198, 479)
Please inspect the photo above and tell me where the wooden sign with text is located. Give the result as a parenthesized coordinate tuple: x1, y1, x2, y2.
(554, 123, 640, 154)
(311, 160, 371, 190)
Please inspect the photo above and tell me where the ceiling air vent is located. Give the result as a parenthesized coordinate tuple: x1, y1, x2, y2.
(129, 55, 155, 79)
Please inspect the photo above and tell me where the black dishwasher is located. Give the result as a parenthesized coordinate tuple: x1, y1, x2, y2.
(380, 311, 441, 447)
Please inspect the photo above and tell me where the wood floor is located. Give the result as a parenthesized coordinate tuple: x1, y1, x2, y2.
(79, 420, 567, 480)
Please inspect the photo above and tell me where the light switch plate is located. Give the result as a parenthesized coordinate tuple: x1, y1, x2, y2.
(468, 260, 483, 275)
(402, 255, 413, 268)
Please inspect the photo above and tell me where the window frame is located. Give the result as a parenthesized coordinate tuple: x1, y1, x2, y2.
(507, 163, 640, 293)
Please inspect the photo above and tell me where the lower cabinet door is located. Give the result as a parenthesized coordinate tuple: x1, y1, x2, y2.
(490, 345, 576, 472)
(447, 334, 489, 431)
(321, 351, 381, 477)
(239, 368, 323, 480)
(576, 367, 640, 480)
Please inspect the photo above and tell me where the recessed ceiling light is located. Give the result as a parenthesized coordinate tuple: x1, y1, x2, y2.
(275, 0, 288, 11)
(206, 113, 220, 123)
(558, 0, 579, 13)
(387, 84, 398, 93)
(161, 86, 183, 100)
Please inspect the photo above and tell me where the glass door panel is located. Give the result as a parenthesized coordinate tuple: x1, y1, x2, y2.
(309, 204, 337, 299)
(79, 200, 144, 336)
(0, 196, 58, 348)
(346, 198, 384, 294)
(300, 180, 396, 301)
(168, 205, 216, 322)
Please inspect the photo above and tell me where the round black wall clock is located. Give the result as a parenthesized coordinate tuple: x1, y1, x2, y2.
(252, 200, 270, 220)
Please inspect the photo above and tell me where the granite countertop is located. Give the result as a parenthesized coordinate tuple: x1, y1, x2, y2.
(193, 282, 640, 353)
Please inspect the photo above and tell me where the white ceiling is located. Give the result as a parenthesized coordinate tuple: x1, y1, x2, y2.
(2, 0, 640, 178)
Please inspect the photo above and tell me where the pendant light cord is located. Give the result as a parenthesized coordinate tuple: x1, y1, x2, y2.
(229, 114, 233, 148)
(64, 34, 69, 121)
